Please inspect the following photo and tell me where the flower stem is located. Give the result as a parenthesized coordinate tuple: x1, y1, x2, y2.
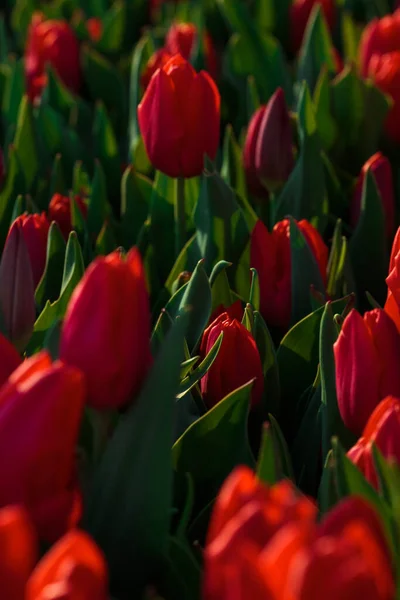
(175, 176, 186, 256)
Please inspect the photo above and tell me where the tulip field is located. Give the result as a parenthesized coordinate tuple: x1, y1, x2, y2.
(2, 0, 400, 597)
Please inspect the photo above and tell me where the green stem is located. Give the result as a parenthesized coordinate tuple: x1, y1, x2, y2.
(175, 176, 186, 256)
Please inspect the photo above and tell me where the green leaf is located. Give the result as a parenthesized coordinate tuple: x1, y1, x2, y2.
(35, 222, 66, 310)
(221, 125, 247, 200)
(326, 220, 348, 298)
(3, 58, 24, 127)
(95, 221, 117, 256)
(96, 1, 126, 54)
(210, 262, 234, 311)
(330, 66, 365, 149)
(13, 96, 40, 189)
(87, 160, 111, 239)
(85, 311, 189, 598)
(177, 332, 223, 398)
(257, 416, 294, 485)
(313, 68, 337, 151)
(0, 146, 25, 249)
(93, 102, 120, 198)
(120, 167, 151, 249)
(49, 154, 66, 197)
(177, 260, 212, 351)
(162, 537, 201, 600)
(253, 311, 280, 417)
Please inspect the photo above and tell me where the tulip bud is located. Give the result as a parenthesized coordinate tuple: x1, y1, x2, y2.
(385, 227, 400, 331)
(334, 308, 400, 437)
(368, 51, 400, 144)
(359, 10, 400, 78)
(26, 530, 107, 600)
(250, 219, 328, 329)
(141, 48, 173, 89)
(199, 313, 264, 408)
(0, 220, 36, 351)
(165, 22, 218, 80)
(25, 13, 81, 101)
(7, 213, 50, 288)
(0, 352, 86, 542)
(290, 0, 336, 54)
(351, 152, 395, 238)
(86, 17, 103, 43)
(48, 193, 87, 241)
(243, 88, 293, 196)
(60, 248, 152, 410)
(138, 54, 220, 178)
(348, 396, 400, 490)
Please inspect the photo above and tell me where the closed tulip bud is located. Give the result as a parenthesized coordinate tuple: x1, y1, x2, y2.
(368, 51, 400, 144)
(243, 88, 294, 196)
(351, 152, 395, 238)
(26, 530, 107, 600)
(0, 352, 85, 542)
(0, 220, 36, 351)
(48, 193, 87, 240)
(199, 314, 264, 408)
(334, 309, 400, 437)
(385, 226, 400, 331)
(250, 219, 328, 329)
(348, 396, 400, 490)
(60, 248, 152, 410)
(290, 0, 336, 54)
(7, 213, 50, 288)
(25, 13, 81, 102)
(165, 22, 218, 80)
(141, 48, 173, 89)
(359, 10, 400, 78)
(0, 506, 37, 599)
(138, 54, 220, 178)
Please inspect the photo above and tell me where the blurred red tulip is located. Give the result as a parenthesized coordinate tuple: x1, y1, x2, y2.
(0, 352, 85, 542)
(8, 213, 50, 288)
(60, 248, 152, 410)
(48, 193, 87, 240)
(141, 48, 173, 89)
(138, 54, 220, 178)
(290, 0, 336, 54)
(334, 308, 400, 437)
(86, 17, 103, 42)
(165, 22, 218, 80)
(0, 333, 22, 387)
(348, 396, 400, 489)
(0, 220, 36, 350)
(25, 13, 81, 101)
(199, 313, 264, 408)
(385, 227, 400, 330)
(368, 51, 400, 144)
(250, 219, 328, 329)
(359, 10, 400, 77)
(351, 152, 395, 238)
(243, 88, 294, 197)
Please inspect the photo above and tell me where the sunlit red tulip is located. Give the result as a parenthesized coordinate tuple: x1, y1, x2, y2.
(250, 219, 328, 329)
(359, 10, 400, 77)
(199, 314, 264, 408)
(165, 22, 218, 80)
(368, 51, 400, 144)
(8, 213, 50, 288)
(290, 0, 336, 54)
(385, 227, 400, 330)
(334, 308, 400, 437)
(348, 395, 400, 489)
(0, 352, 85, 542)
(25, 13, 81, 101)
(351, 152, 395, 238)
(60, 248, 152, 409)
(243, 88, 293, 196)
(138, 54, 220, 178)
(48, 193, 87, 240)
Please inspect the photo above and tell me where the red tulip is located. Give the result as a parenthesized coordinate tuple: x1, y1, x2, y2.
(165, 22, 218, 80)
(0, 352, 85, 542)
(8, 213, 50, 288)
(334, 308, 400, 437)
(385, 226, 400, 330)
(243, 88, 294, 196)
(138, 54, 220, 178)
(368, 51, 400, 144)
(0, 333, 22, 387)
(203, 466, 394, 600)
(48, 193, 87, 240)
(26, 530, 107, 600)
(199, 313, 264, 408)
(60, 248, 152, 410)
(25, 13, 81, 102)
(348, 396, 400, 489)
(359, 10, 400, 78)
(250, 219, 328, 329)
(290, 0, 336, 54)
(141, 48, 173, 90)
(351, 152, 395, 238)
(86, 17, 103, 43)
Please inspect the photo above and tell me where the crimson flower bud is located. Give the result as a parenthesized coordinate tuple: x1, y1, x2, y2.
(7, 213, 50, 288)
(199, 314, 264, 409)
(60, 248, 152, 410)
(250, 219, 328, 330)
(351, 152, 395, 238)
(25, 13, 81, 102)
(48, 193, 87, 240)
(138, 54, 220, 178)
(243, 88, 293, 196)
(334, 308, 400, 437)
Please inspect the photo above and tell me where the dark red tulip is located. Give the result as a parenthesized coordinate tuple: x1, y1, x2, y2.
(368, 51, 400, 144)
(385, 227, 400, 330)
(359, 10, 400, 78)
(290, 0, 336, 54)
(60, 249, 152, 409)
(7, 213, 50, 288)
(25, 13, 81, 102)
(199, 313, 264, 408)
(48, 193, 87, 240)
(138, 54, 220, 178)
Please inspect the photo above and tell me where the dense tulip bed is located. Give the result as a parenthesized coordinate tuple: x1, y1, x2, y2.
(2, 0, 400, 597)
